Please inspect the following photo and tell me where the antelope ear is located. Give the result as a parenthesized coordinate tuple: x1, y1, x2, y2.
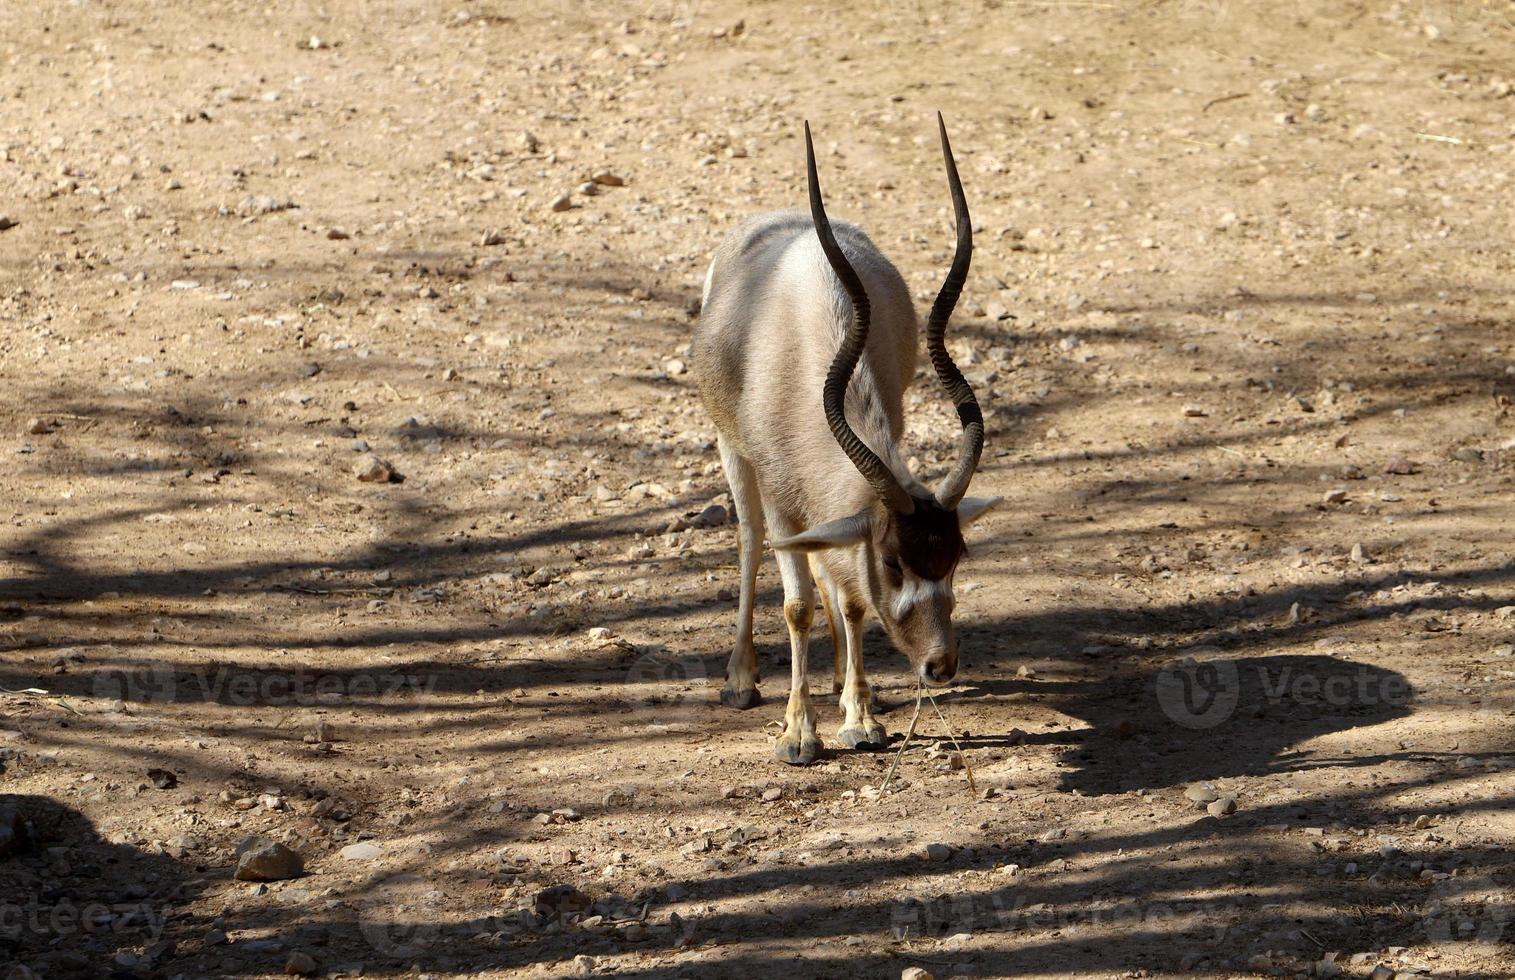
(956, 496, 1002, 527)
(770, 511, 874, 552)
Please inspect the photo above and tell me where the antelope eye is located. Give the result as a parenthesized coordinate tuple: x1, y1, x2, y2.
(883, 555, 902, 574)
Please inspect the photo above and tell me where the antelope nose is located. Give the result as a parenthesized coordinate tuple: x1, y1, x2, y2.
(920, 650, 957, 686)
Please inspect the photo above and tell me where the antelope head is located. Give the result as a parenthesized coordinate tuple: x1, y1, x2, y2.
(773, 115, 1001, 686)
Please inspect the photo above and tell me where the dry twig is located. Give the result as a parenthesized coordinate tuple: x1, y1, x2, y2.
(924, 688, 978, 796)
(876, 683, 978, 798)
(877, 683, 924, 795)
(1202, 93, 1248, 112)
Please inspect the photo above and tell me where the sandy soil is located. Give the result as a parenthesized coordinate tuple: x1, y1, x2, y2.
(2, 1, 1515, 978)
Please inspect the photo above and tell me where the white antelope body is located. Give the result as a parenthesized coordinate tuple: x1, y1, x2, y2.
(692, 116, 999, 765)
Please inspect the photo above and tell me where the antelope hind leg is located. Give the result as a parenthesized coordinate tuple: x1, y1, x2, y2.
(811, 556, 845, 696)
(718, 437, 762, 709)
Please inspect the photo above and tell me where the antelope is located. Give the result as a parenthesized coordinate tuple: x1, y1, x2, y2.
(692, 114, 1000, 765)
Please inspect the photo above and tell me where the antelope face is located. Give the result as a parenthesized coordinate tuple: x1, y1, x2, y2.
(873, 500, 965, 685)
(774, 496, 1000, 685)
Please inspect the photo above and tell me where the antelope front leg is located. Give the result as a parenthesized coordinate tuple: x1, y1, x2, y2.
(773, 551, 820, 765)
(836, 598, 886, 750)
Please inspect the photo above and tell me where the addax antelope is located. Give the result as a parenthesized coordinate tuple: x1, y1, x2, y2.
(692, 114, 1000, 765)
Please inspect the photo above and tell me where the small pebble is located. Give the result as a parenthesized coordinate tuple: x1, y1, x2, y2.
(339, 841, 383, 861)
(693, 503, 727, 527)
(354, 454, 398, 483)
(1184, 783, 1220, 805)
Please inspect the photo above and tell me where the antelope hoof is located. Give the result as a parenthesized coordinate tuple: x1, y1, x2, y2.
(773, 732, 821, 766)
(720, 685, 761, 709)
(837, 722, 888, 750)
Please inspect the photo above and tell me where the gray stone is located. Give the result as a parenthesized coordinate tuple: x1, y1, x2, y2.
(693, 503, 728, 527)
(1184, 783, 1220, 806)
(234, 837, 304, 881)
(339, 841, 383, 861)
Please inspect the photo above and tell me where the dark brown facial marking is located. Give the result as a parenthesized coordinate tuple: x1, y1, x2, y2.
(886, 498, 965, 580)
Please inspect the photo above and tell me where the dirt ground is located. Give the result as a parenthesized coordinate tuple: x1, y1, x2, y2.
(3, 1, 1515, 978)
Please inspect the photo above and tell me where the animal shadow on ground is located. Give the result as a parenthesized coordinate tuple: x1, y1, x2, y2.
(1047, 653, 1413, 796)
(0, 794, 197, 979)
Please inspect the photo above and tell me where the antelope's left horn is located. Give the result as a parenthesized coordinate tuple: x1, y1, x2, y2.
(925, 112, 984, 509)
